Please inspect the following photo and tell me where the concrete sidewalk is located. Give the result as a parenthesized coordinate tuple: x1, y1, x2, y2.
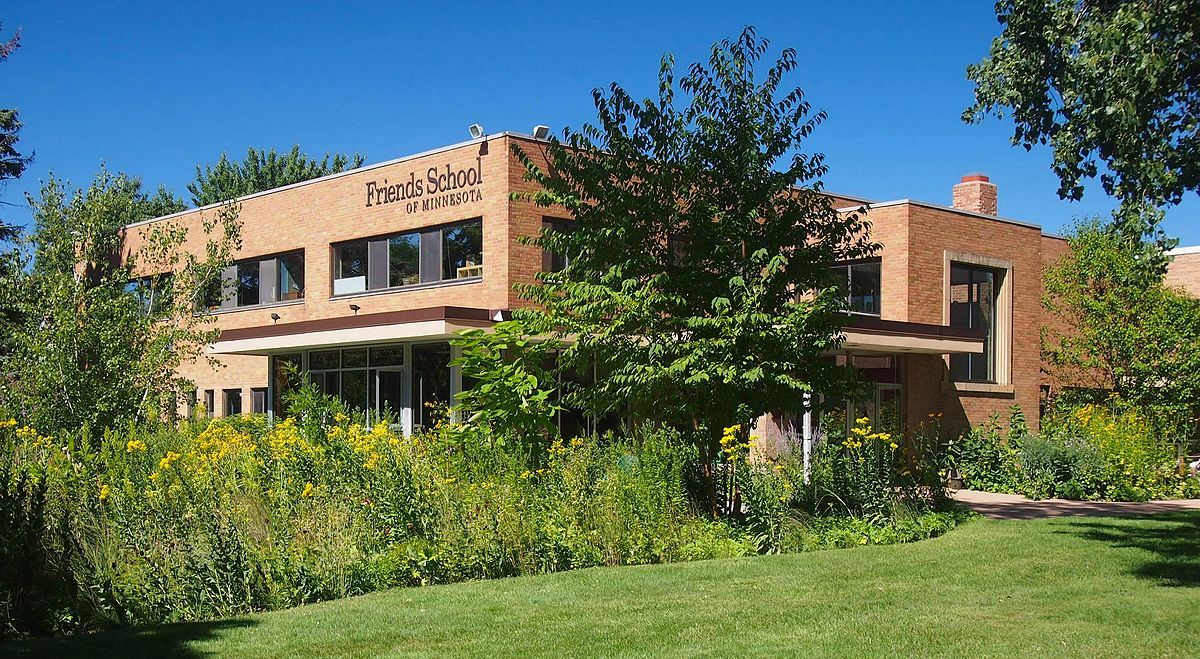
(952, 489, 1200, 520)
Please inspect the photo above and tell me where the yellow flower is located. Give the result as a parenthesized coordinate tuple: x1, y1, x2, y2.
(126, 439, 147, 453)
(301, 482, 314, 498)
(98, 483, 110, 502)
(158, 451, 182, 471)
(0, 418, 17, 429)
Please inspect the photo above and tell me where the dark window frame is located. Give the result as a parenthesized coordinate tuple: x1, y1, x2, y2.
(330, 218, 484, 297)
(831, 258, 882, 317)
(948, 262, 1000, 383)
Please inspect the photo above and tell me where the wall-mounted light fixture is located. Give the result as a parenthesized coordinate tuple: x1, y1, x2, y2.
(532, 125, 550, 140)
(468, 124, 485, 139)
(349, 304, 361, 316)
(270, 312, 280, 324)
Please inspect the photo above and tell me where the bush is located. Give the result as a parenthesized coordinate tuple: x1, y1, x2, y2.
(947, 403, 1200, 501)
(0, 407, 972, 639)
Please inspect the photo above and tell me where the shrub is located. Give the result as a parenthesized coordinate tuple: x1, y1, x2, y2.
(948, 403, 1200, 501)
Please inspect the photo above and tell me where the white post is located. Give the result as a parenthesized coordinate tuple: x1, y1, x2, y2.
(802, 392, 813, 484)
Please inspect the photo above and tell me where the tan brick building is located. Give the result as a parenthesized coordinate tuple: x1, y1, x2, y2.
(120, 131, 1195, 443)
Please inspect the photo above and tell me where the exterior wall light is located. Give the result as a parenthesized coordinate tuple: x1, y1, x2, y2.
(349, 304, 361, 315)
(468, 124, 484, 139)
(270, 312, 280, 324)
(532, 125, 550, 140)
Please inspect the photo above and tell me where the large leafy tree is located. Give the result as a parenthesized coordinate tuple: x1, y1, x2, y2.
(502, 28, 876, 464)
(2, 169, 241, 433)
(188, 145, 366, 206)
(965, 0, 1199, 236)
(1043, 219, 1200, 425)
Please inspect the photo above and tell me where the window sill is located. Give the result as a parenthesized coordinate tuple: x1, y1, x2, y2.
(329, 276, 483, 301)
(202, 298, 306, 317)
(946, 381, 1014, 395)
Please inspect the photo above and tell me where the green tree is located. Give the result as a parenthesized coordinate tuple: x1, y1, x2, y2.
(188, 145, 366, 206)
(964, 0, 1199, 236)
(1, 168, 241, 433)
(0, 21, 30, 234)
(1043, 218, 1200, 425)
(493, 28, 875, 488)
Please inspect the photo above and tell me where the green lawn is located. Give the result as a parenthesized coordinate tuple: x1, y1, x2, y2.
(8, 512, 1199, 658)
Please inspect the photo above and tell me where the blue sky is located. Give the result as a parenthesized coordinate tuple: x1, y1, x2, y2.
(2, 0, 1197, 243)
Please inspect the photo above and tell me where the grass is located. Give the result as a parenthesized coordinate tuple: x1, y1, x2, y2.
(7, 512, 1199, 658)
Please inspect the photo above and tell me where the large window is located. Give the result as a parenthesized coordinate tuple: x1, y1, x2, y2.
(210, 251, 304, 310)
(332, 219, 483, 295)
(304, 345, 406, 415)
(442, 222, 484, 280)
(223, 389, 242, 416)
(413, 342, 452, 430)
(278, 252, 305, 301)
(832, 260, 881, 316)
(237, 262, 260, 306)
(389, 233, 420, 287)
(949, 263, 998, 382)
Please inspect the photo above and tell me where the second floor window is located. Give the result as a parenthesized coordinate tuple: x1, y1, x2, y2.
(211, 250, 305, 311)
(332, 218, 483, 296)
(949, 262, 999, 382)
(832, 260, 881, 316)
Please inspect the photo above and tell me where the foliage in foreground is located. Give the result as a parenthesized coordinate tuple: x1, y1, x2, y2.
(504, 27, 876, 482)
(0, 401, 960, 639)
(947, 404, 1200, 502)
(1042, 218, 1200, 422)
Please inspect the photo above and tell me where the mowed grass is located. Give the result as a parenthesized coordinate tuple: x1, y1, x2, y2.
(8, 512, 1199, 658)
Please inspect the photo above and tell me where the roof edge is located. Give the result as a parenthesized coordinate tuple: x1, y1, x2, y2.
(124, 131, 542, 231)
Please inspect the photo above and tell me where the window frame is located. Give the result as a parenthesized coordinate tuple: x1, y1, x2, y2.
(832, 258, 882, 317)
(330, 218, 484, 298)
(942, 251, 1013, 392)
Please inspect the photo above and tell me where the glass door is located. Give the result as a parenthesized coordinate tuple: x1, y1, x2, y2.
(373, 368, 404, 430)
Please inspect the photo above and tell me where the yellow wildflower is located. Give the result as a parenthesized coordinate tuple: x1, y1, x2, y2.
(98, 483, 110, 502)
(301, 482, 314, 498)
(126, 439, 147, 453)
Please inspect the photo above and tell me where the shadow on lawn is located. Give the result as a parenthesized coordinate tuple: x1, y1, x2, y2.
(2, 618, 258, 658)
(1058, 511, 1200, 587)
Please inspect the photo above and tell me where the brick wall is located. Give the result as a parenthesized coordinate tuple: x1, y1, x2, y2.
(1166, 250, 1200, 297)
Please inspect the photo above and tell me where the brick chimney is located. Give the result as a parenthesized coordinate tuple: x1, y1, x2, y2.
(952, 173, 998, 216)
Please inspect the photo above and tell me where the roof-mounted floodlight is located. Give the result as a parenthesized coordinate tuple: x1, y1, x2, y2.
(532, 125, 550, 140)
(468, 124, 485, 139)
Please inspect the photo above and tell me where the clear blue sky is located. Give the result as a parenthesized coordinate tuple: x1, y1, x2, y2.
(3, 0, 1197, 243)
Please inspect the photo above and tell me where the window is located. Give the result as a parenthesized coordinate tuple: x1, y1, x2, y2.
(203, 389, 215, 416)
(832, 260, 881, 316)
(208, 251, 304, 310)
(331, 219, 483, 295)
(271, 353, 303, 416)
(305, 346, 406, 415)
(251, 388, 267, 414)
(949, 263, 998, 382)
(542, 219, 574, 273)
(125, 274, 173, 315)
(443, 221, 483, 280)
(186, 390, 197, 419)
(237, 262, 260, 306)
(223, 388, 242, 416)
(278, 252, 305, 301)
(413, 342, 452, 430)
(388, 233, 420, 287)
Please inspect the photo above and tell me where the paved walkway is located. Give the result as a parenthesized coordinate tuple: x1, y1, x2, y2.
(952, 489, 1200, 520)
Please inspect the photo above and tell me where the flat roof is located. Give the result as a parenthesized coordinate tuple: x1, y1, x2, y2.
(1169, 245, 1200, 256)
(837, 198, 1045, 233)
